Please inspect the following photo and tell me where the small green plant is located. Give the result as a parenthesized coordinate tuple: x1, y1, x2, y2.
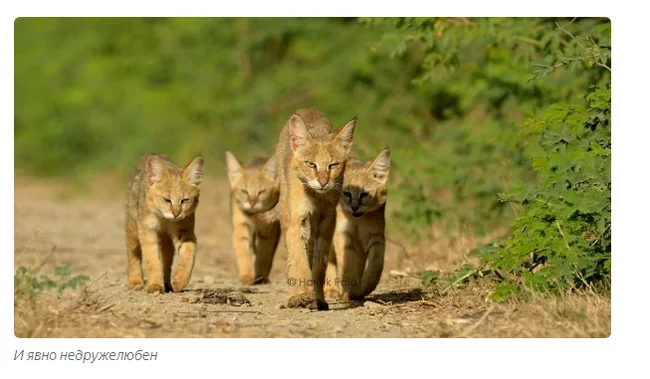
(421, 269, 440, 287)
(14, 263, 90, 300)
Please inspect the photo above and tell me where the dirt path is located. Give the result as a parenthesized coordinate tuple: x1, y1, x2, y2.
(13, 177, 610, 338)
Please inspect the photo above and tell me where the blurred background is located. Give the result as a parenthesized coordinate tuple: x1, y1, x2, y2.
(14, 17, 611, 248)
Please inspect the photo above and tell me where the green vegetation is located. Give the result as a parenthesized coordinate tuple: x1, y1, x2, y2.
(14, 17, 611, 298)
(14, 263, 90, 300)
(480, 85, 611, 299)
(363, 17, 610, 236)
(385, 17, 612, 298)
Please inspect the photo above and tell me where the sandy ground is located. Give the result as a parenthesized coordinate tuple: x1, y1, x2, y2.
(13, 176, 610, 338)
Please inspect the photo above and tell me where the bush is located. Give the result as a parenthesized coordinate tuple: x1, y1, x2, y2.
(476, 84, 611, 298)
(367, 18, 612, 297)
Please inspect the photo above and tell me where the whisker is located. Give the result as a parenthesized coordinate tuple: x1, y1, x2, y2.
(330, 183, 343, 192)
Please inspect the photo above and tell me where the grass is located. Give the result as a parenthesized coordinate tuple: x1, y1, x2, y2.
(14, 274, 610, 338)
(422, 280, 611, 338)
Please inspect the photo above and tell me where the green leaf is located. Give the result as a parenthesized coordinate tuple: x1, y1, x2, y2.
(422, 270, 440, 287)
(491, 282, 519, 302)
(54, 264, 72, 277)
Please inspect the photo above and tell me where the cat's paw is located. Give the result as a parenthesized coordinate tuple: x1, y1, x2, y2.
(324, 286, 340, 298)
(127, 278, 144, 290)
(239, 274, 255, 285)
(146, 283, 164, 294)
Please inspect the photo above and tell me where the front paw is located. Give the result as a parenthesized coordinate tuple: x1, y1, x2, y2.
(324, 286, 340, 298)
(310, 299, 329, 311)
(127, 277, 144, 290)
(172, 276, 190, 292)
(146, 282, 164, 294)
(239, 274, 255, 285)
(251, 276, 270, 285)
(342, 292, 364, 302)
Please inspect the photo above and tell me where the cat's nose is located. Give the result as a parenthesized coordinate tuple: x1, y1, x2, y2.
(351, 206, 359, 212)
(318, 179, 329, 187)
(249, 200, 257, 208)
(172, 209, 181, 217)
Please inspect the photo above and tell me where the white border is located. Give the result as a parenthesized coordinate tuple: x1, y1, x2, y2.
(5, 1, 648, 377)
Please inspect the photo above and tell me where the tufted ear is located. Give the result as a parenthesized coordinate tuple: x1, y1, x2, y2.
(289, 114, 313, 152)
(145, 155, 165, 186)
(183, 155, 204, 187)
(225, 151, 243, 187)
(368, 148, 390, 184)
(332, 117, 356, 155)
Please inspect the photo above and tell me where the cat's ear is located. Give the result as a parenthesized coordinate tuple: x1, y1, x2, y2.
(183, 155, 204, 187)
(145, 155, 165, 186)
(264, 154, 278, 179)
(332, 116, 356, 155)
(369, 148, 390, 185)
(225, 151, 243, 187)
(289, 114, 312, 152)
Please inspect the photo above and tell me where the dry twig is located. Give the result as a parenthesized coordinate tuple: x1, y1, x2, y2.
(459, 305, 495, 337)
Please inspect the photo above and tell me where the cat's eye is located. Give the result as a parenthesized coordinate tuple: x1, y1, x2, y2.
(343, 191, 352, 198)
(163, 197, 172, 203)
(240, 189, 248, 195)
(304, 161, 317, 169)
(180, 198, 190, 204)
(359, 192, 369, 199)
(258, 189, 266, 195)
(328, 162, 340, 170)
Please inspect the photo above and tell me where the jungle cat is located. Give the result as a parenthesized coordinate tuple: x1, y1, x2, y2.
(274, 108, 356, 310)
(124, 153, 204, 293)
(225, 151, 281, 285)
(324, 148, 390, 301)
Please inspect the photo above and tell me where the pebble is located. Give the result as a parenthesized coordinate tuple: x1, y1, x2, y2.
(389, 270, 408, 278)
(188, 296, 200, 304)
